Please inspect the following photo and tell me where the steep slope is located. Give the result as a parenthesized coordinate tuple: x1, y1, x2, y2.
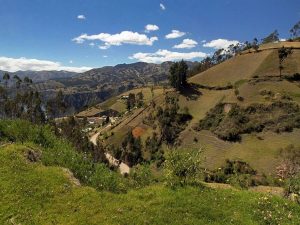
(1, 143, 300, 225)
(179, 42, 300, 174)
(99, 41, 300, 175)
(189, 50, 272, 86)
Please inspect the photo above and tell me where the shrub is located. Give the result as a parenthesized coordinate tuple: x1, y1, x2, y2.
(129, 164, 155, 188)
(237, 95, 244, 101)
(196, 101, 300, 141)
(286, 174, 300, 197)
(164, 150, 202, 187)
(204, 160, 257, 189)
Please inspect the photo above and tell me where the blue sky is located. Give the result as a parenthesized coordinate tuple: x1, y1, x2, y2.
(0, 0, 299, 72)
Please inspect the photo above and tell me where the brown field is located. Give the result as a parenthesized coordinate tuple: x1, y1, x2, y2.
(132, 126, 146, 138)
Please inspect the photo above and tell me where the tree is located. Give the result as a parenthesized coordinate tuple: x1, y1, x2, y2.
(13, 75, 22, 89)
(2, 72, 10, 88)
(290, 20, 300, 39)
(121, 131, 143, 166)
(278, 46, 293, 77)
(262, 30, 279, 44)
(136, 91, 144, 107)
(23, 76, 33, 90)
(169, 60, 188, 90)
(46, 90, 67, 119)
(252, 38, 259, 52)
(126, 93, 136, 111)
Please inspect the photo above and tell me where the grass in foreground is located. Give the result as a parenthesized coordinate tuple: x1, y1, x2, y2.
(1, 143, 300, 225)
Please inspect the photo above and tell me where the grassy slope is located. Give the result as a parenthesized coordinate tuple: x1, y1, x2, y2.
(179, 45, 300, 174)
(1, 143, 300, 225)
(189, 50, 271, 86)
(253, 49, 300, 77)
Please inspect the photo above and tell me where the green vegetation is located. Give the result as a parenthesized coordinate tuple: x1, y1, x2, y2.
(278, 47, 293, 76)
(169, 60, 188, 90)
(197, 101, 300, 141)
(2, 143, 300, 224)
(164, 150, 202, 187)
(0, 119, 127, 193)
(262, 30, 279, 44)
(204, 160, 263, 189)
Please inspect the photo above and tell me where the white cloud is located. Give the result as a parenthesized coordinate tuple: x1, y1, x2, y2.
(89, 42, 95, 47)
(173, 39, 198, 49)
(130, 49, 207, 63)
(280, 38, 286, 42)
(201, 40, 206, 43)
(203, 38, 240, 49)
(69, 60, 73, 64)
(165, 30, 186, 39)
(160, 3, 166, 10)
(99, 45, 110, 50)
(145, 24, 159, 33)
(103, 55, 108, 58)
(0, 56, 92, 73)
(77, 15, 86, 20)
(72, 31, 158, 49)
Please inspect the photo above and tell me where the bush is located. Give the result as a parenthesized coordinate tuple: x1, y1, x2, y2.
(129, 164, 155, 188)
(237, 95, 244, 101)
(164, 150, 202, 187)
(204, 160, 257, 189)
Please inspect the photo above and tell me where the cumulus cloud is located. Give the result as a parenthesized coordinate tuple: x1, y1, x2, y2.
(173, 39, 198, 49)
(145, 24, 159, 33)
(77, 15, 86, 20)
(160, 3, 166, 10)
(203, 38, 240, 49)
(0, 56, 92, 73)
(72, 31, 158, 49)
(130, 49, 207, 63)
(165, 30, 186, 39)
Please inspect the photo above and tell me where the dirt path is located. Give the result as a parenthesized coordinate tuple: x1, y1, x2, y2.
(90, 126, 130, 175)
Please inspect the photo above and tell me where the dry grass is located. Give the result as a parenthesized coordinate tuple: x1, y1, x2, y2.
(189, 50, 271, 86)
(253, 49, 300, 77)
(180, 128, 300, 175)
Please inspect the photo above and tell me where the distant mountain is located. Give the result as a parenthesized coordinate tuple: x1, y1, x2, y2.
(0, 70, 78, 82)
(45, 61, 198, 111)
(55, 61, 198, 88)
(1, 62, 199, 112)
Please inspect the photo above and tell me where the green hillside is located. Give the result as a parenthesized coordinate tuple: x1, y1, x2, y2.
(1, 143, 300, 224)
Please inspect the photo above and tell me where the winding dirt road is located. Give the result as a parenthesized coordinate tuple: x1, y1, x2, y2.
(90, 126, 130, 175)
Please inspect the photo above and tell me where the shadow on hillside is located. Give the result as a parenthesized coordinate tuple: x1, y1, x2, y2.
(180, 83, 202, 101)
